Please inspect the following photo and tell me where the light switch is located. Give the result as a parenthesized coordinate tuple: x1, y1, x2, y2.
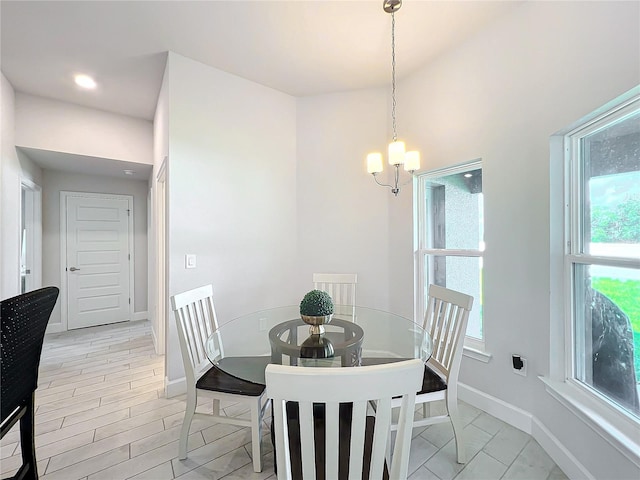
(185, 254, 197, 269)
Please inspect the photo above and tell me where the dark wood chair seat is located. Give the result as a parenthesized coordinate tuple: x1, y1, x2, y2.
(418, 365, 447, 394)
(196, 358, 268, 396)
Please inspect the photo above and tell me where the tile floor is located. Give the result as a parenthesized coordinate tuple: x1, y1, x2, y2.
(0, 320, 568, 480)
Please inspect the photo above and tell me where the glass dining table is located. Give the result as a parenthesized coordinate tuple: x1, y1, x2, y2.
(204, 305, 432, 385)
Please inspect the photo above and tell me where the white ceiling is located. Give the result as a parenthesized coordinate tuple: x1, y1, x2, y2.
(1, 0, 521, 177)
(18, 147, 153, 181)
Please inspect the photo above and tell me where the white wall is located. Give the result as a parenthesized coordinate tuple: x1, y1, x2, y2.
(41, 170, 149, 329)
(296, 89, 392, 308)
(149, 58, 170, 354)
(1, 74, 44, 299)
(164, 52, 298, 384)
(1, 73, 19, 298)
(15, 93, 153, 164)
(389, 1, 639, 478)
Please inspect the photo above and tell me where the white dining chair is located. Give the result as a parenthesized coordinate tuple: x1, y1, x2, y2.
(266, 358, 423, 480)
(390, 284, 473, 464)
(170, 284, 269, 472)
(312, 273, 357, 320)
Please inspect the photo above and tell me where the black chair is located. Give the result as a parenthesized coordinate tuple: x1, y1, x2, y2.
(1, 287, 59, 480)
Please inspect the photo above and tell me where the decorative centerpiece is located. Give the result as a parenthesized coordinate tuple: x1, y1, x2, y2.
(299, 289, 334, 335)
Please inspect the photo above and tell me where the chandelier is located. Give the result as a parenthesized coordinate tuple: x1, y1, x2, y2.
(366, 0, 420, 196)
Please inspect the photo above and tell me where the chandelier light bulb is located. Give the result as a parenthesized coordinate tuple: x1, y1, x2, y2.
(388, 141, 405, 165)
(404, 151, 420, 171)
(367, 153, 384, 174)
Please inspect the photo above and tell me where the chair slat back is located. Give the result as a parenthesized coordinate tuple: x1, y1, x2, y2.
(170, 285, 220, 380)
(266, 359, 422, 480)
(1, 287, 59, 423)
(313, 273, 357, 319)
(423, 285, 473, 380)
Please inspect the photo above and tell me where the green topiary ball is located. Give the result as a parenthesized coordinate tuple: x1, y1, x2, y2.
(299, 290, 334, 316)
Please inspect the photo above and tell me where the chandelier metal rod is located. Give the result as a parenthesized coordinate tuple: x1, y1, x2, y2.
(391, 11, 397, 142)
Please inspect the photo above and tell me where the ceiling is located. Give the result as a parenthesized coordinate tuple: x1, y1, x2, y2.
(1, 0, 521, 178)
(17, 147, 153, 181)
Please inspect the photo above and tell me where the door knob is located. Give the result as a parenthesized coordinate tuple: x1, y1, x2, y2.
(69, 267, 80, 272)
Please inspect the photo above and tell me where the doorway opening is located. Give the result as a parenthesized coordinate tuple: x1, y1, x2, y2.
(20, 179, 42, 293)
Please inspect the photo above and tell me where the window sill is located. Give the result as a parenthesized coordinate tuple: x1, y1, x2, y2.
(539, 376, 640, 468)
(463, 345, 492, 363)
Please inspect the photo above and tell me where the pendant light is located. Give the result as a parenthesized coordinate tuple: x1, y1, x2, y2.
(366, 0, 420, 196)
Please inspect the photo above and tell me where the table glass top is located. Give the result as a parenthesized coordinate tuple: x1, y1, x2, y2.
(205, 305, 431, 385)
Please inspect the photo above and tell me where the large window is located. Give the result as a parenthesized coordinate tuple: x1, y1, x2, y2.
(415, 161, 484, 347)
(566, 94, 640, 421)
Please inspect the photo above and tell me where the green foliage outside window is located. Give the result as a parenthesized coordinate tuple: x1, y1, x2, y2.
(591, 195, 640, 243)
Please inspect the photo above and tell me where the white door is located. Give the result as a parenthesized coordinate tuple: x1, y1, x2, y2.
(65, 194, 132, 329)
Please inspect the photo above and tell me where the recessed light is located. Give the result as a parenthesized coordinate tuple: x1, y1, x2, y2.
(123, 170, 135, 176)
(464, 173, 473, 178)
(74, 74, 97, 89)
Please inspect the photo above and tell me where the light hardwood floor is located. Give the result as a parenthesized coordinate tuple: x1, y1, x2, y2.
(1, 320, 567, 480)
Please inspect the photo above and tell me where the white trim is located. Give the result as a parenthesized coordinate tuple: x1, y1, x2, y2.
(414, 159, 485, 342)
(540, 376, 640, 468)
(568, 254, 639, 269)
(459, 382, 595, 480)
(420, 249, 483, 257)
(416, 158, 483, 179)
(462, 345, 492, 363)
(133, 311, 148, 322)
(20, 178, 42, 292)
(45, 323, 65, 334)
(60, 191, 135, 331)
(531, 415, 596, 480)
(165, 375, 186, 398)
(155, 159, 167, 356)
(551, 86, 640, 452)
(458, 382, 532, 434)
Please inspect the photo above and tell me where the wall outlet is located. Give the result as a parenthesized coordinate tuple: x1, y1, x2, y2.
(512, 354, 527, 376)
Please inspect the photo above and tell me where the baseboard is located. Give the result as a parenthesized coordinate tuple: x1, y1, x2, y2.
(45, 323, 65, 334)
(151, 326, 159, 354)
(532, 416, 595, 480)
(165, 376, 186, 398)
(133, 311, 148, 322)
(459, 382, 593, 479)
(458, 382, 533, 434)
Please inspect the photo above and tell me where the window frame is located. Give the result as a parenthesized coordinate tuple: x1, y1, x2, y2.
(545, 86, 640, 465)
(414, 160, 488, 359)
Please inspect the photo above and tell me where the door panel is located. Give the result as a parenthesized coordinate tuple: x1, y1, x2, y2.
(66, 195, 131, 329)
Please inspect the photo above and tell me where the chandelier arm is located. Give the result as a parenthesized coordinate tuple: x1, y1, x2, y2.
(371, 173, 396, 189)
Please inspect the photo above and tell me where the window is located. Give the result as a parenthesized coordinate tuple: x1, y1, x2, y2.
(415, 161, 484, 349)
(566, 94, 640, 422)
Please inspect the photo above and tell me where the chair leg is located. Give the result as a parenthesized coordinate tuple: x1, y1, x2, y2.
(19, 394, 38, 480)
(179, 388, 197, 460)
(446, 394, 465, 464)
(250, 399, 263, 472)
(212, 398, 221, 417)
